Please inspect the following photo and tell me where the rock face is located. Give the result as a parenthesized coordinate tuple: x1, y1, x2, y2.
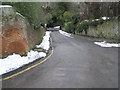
(0, 5, 45, 58)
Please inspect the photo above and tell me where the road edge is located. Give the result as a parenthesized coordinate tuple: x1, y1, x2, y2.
(0, 47, 54, 81)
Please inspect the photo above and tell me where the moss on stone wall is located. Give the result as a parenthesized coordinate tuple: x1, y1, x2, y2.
(81, 18, 119, 40)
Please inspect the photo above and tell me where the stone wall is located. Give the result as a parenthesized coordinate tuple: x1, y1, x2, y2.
(81, 18, 119, 40)
(0, 5, 45, 58)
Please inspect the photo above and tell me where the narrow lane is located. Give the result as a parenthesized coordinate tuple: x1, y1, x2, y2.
(3, 31, 118, 88)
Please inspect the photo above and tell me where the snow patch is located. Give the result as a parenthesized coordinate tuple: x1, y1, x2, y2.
(95, 19, 99, 21)
(36, 31, 51, 51)
(84, 20, 89, 22)
(0, 31, 51, 75)
(54, 26, 60, 29)
(102, 17, 109, 20)
(94, 41, 120, 47)
(0, 5, 12, 8)
(59, 30, 73, 38)
(16, 12, 25, 18)
(27, 50, 46, 60)
(45, 24, 47, 27)
(0, 51, 46, 75)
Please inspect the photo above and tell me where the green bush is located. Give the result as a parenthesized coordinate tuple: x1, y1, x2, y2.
(89, 19, 104, 27)
(64, 22, 74, 33)
(57, 15, 64, 27)
(76, 21, 89, 34)
(34, 22, 41, 30)
(89, 20, 98, 27)
(47, 18, 54, 27)
(63, 12, 80, 34)
(63, 11, 72, 22)
(72, 13, 80, 24)
(76, 18, 108, 34)
(76, 23, 83, 33)
(98, 19, 104, 24)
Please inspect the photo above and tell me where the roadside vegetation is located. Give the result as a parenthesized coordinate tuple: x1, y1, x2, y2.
(2, 2, 48, 30)
(76, 18, 110, 35)
(44, 2, 119, 38)
(2, 2, 119, 39)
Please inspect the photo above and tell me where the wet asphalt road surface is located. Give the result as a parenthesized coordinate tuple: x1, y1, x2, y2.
(2, 31, 118, 88)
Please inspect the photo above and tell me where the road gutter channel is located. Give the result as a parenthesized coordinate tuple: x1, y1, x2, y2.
(0, 43, 54, 82)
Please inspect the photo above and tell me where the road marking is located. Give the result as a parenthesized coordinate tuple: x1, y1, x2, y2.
(0, 47, 54, 81)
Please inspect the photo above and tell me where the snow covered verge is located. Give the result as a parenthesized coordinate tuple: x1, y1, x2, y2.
(54, 26, 60, 30)
(0, 31, 51, 75)
(83, 16, 110, 22)
(0, 5, 12, 8)
(94, 41, 120, 47)
(59, 30, 73, 38)
(36, 31, 51, 51)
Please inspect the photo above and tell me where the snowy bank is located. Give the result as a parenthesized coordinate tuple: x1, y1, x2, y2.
(0, 5, 12, 8)
(0, 31, 51, 75)
(36, 31, 51, 51)
(54, 26, 60, 29)
(94, 41, 120, 47)
(102, 17, 109, 20)
(83, 17, 109, 22)
(59, 30, 73, 38)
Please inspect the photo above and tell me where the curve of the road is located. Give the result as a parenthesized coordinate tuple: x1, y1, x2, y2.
(2, 31, 118, 88)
